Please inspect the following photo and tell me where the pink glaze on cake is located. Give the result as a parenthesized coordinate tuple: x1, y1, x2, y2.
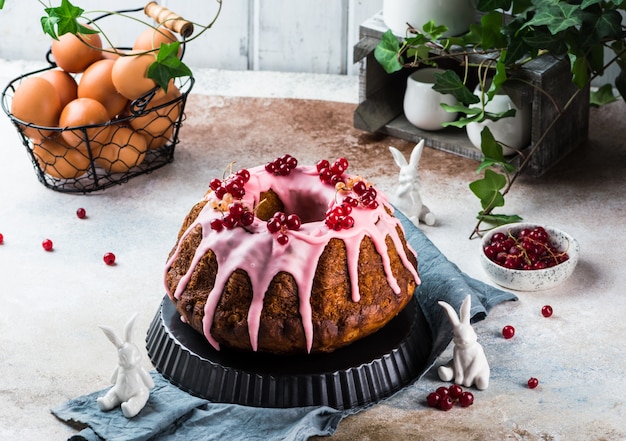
(165, 164, 420, 353)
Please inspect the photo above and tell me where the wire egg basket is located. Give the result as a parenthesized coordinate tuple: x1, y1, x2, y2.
(0, 4, 195, 193)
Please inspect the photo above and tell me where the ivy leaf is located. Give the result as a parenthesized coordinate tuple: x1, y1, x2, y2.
(422, 20, 447, 40)
(432, 70, 480, 104)
(479, 11, 508, 49)
(0, 0, 5, 9)
(568, 52, 589, 89)
(469, 168, 507, 210)
(374, 30, 404, 74)
(41, 0, 94, 39)
(590, 83, 618, 107)
(147, 42, 192, 91)
(522, 0, 582, 34)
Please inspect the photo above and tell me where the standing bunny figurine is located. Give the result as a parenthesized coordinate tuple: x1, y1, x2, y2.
(437, 295, 490, 390)
(389, 140, 435, 226)
(97, 313, 155, 418)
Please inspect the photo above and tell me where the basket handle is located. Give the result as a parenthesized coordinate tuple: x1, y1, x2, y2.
(144, 1, 194, 38)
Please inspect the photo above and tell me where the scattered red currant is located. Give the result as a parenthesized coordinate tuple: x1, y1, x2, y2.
(42, 239, 53, 251)
(76, 207, 87, 219)
(484, 226, 569, 270)
(103, 252, 116, 266)
(426, 392, 441, 408)
(438, 395, 455, 411)
(459, 391, 474, 407)
(502, 325, 515, 339)
(527, 377, 539, 389)
(426, 384, 475, 411)
(448, 384, 463, 399)
(541, 305, 553, 317)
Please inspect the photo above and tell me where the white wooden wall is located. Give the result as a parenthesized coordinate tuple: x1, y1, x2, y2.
(0, 0, 382, 75)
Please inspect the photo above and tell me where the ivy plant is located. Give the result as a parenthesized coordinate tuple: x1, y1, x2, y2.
(375, 0, 626, 238)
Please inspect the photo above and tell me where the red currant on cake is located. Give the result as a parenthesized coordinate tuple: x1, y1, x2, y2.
(76, 207, 87, 219)
(267, 212, 301, 245)
(502, 325, 515, 339)
(541, 305, 553, 317)
(265, 154, 298, 176)
(42, 238, 53, 251)
(317, 157, 347, 185)
(103, 252, 116, 265)
(527, 377, 539, 389)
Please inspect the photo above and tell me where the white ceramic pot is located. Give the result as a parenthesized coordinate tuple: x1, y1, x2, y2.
(403, 68, 457, 131)
(466, 87, 531, 155)
(383, 0, 477, 37)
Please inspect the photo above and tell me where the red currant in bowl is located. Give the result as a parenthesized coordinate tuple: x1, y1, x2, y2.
(480, 223, 579, 291)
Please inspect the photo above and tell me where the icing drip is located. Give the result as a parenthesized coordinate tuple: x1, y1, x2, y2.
(165, 165, 420, 353)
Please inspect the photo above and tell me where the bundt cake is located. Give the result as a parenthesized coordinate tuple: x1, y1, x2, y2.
(164, 155, 420, 354)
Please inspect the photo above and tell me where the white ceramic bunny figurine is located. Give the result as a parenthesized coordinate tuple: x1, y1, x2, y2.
(389, 140, 435, 226)
(437, 295, 490, 390)
(97, 313, 155, 418)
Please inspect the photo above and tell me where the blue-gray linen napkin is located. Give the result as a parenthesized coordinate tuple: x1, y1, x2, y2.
(52, 209, 517, 440)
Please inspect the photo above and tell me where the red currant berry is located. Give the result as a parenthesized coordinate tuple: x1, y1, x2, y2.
(229, 202, 245, 218)
(436, 386, 450, 398)
(502, 325, 515, 339)
(277, 233, 289, 245)
(286, 214, 301, 231)
(210, 219, 224, 232)
(267, 218, 282, 233)
(222, 214, 238, 229)
(352, 180, 367, 195)
(42, 239, 53, 251)
(341, 215, 355, 229)
(76, 207, 87, 219)
(0, 233, 3, 244)
(459, 391, 474, 407)
(240, 211, 255, 227)
(448, 384, 463, 399)
(209, 178, 222, 191)
(236, 169, 250, 183)
(541, 305, 553, 317)
(316, 159, 330, 172)
(426, 392, 441, 408)
(103, 252, 116, 265)
(527, 377, 539, 389)
(438, 395, 455, 411)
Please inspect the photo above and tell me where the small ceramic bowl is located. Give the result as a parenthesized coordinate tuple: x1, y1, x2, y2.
(480, 223, 580, 291)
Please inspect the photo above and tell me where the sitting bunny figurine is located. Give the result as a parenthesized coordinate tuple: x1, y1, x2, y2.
(437, 295, 490, 390)
(97, 313, 155, 418)
(389, 140, 435, 226)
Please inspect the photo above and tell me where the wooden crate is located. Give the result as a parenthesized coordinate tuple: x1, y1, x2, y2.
(353, 12, 590, 176)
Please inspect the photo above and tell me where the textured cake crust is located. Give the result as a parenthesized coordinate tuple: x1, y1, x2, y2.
(165, 193, 418, 354)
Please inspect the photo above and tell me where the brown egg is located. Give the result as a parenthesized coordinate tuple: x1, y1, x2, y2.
(40, 69, 78, 109)
(10, 76, 61, 139)
(132, 27, 181, 57)
(32, 137, 91, 179)
(51, 26, 103, 73)
(130, 84, 181, 149)
(59, 98, 112, 150)
(78, 59, 129, 119)
(95, 126, 148, 173)
(111, 52, 158, 101)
